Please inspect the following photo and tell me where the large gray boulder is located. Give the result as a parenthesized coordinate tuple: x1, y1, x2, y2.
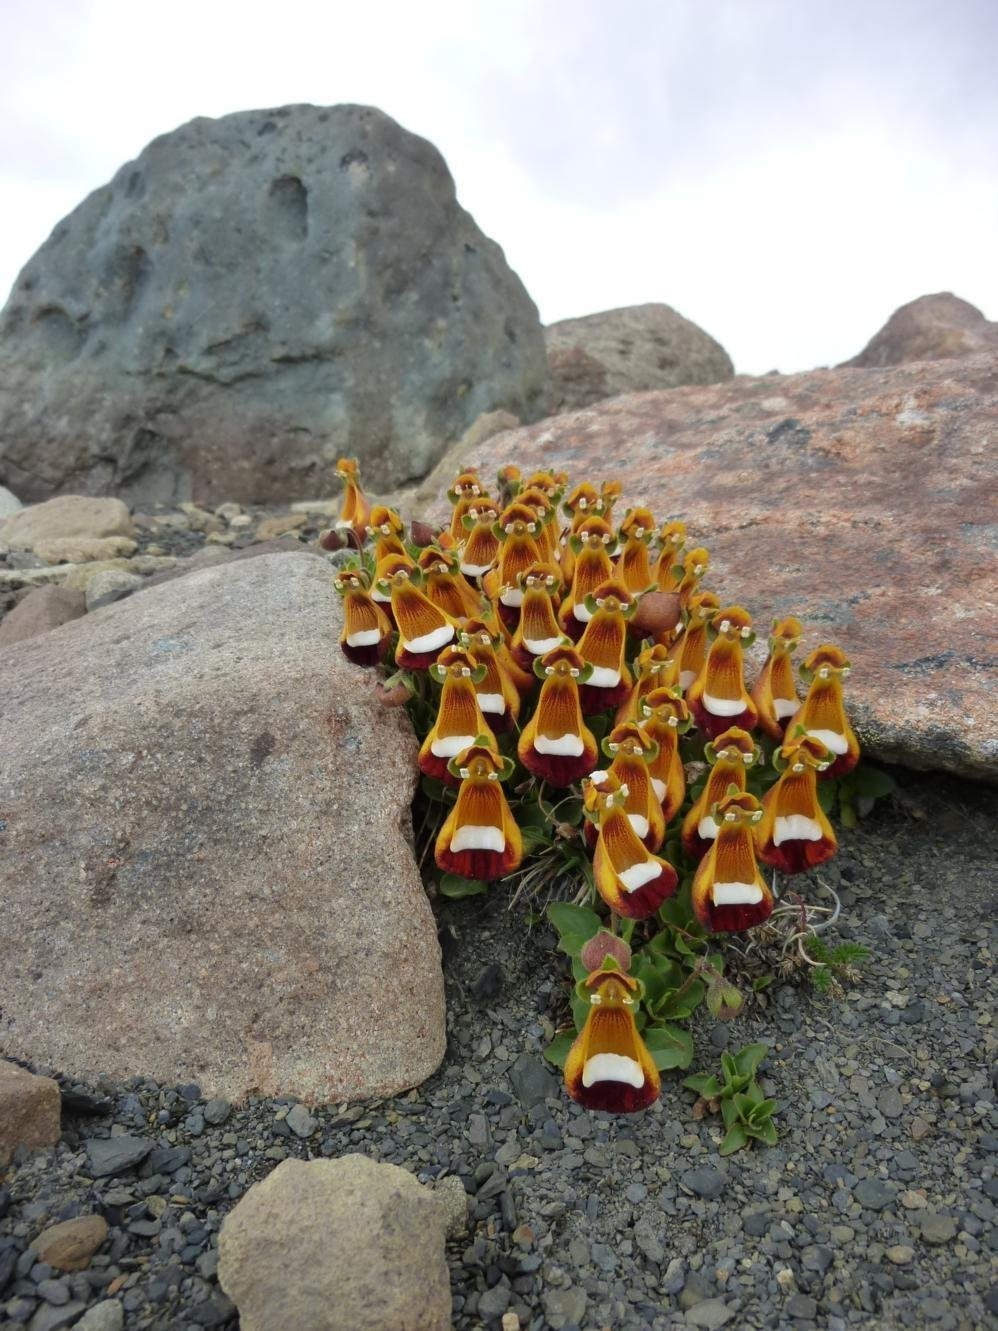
(0, 104, 548, 506)
(545, 302, 733, 414)
(842, 292, 998, 368)
(0, 551, 446, 1100)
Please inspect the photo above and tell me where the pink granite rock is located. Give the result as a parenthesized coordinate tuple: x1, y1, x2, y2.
(0, 552, 445, 1100)
(450, 354, 998, 780)
(0, 584, 86, 648)
(0, 1059, 61, 1164)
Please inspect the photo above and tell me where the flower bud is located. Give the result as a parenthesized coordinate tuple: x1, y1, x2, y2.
(580, 930, 632, 973)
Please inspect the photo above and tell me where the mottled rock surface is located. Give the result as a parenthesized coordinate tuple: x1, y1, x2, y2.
(218, 1155, 452, 1331)
(0, 496, 135, 552)
(0, 584, 85, 648)
(545, 303, 733, 413)
(0, 552, 445, 1099)
(843, 292, 998, 368)
(0, 104, 547, 506)
(30, 1215, 109, 1272)
(0, 1060, 61, 1164)
(451, 355, 998, 779)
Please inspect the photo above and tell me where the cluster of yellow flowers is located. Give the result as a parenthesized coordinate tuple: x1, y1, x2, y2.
(329, 457, 859, 1112)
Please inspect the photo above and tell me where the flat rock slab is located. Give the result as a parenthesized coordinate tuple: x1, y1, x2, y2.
(0, 551, 445, 1100)
(454, 353, 998, 779)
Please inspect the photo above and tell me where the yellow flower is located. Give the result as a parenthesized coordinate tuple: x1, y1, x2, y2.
(435, 742, 522, 881)
(564, 967, 661, 1113)
(691, 790, 774, 933)
(786, 645, 860, 778)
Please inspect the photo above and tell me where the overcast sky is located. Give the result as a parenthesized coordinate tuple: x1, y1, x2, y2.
(1, 0, 995, 374)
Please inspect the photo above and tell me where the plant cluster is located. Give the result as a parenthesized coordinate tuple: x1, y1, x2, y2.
(324, 457, 888, 1141)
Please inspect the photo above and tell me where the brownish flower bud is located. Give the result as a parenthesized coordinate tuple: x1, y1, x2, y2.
(580, 930, 632, 973)
(410, 520, 439, 548)
(630, 591, 682, 639)
(318, 527, 348, 551)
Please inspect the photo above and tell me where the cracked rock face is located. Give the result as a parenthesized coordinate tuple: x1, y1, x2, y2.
(0, 104, 547, 506)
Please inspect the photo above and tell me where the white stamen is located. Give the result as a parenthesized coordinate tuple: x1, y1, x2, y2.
(773, 698, 799, 719)
(698, 815, 720, 840)
(618, 861, 661, 892)
(704, 693, 745, 716)
(345, 628, 381, 647)
(405, 624, 454, 654)
(477, 692, 506, 714)
(587, 666, 621, 688)
(807, 728, 848, 755)
(430, 734, 477, 758)
(451, 825, 505, 853)
(582, 1053, 644, 1089)
(628, 814, 650, 839)
(774, 815, 824, 845)
(711, 881, 764, 906)
(534, 733, 584, 756)
(525, 635, 563, 654)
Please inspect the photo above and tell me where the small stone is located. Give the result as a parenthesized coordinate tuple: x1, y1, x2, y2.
(900, 1190, 928, 1210)
(0, 585, 87, 647)
(853, 1177, 895, 1210)
(36, 1278, 70, 1305)
(203, 1098, 231, 1126)
(685, 1297, 736, 1328)
(501, 1314, 521, 1331)
(23, 1302, 88, 1330)
(35, 537, 138, 565)
(284, 1104, 317, 1139)
(31, 1217, 108, 1273)
(910, 1116, 932, 1140)
(886, 1245, 915, 1265)
(84, 569, 143, 611)
(86, 1137, 152, 1178)
(542, 1286, 588, 1329)
(919, 1213, 957, 1245)
(0, 1061, 61, 1165)
(76, 1302, 125, 1331)
(786, 1293, 818, 1320)
(478, 1282, 511, 1319)
(801, 1245, 833, 1273)
(682, 1167, 727, 1200)
(255, 513, 308, 541)
(508, 1053, 558, 1108)
(431, 1175, 468, 1239)
(877, 1086, 904, 1118)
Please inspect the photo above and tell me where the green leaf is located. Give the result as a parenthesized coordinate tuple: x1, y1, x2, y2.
(419, 775, 448, 801)
(733, 1043, 769, 1079)
(839, 799, 858, 829)
(543, 1032, 576, 1069)
(752, 974, 774, 992)
(720, 1051, 738, 1084)
(719, 1123, 749, 1155)
(438, 875, 487, 899)
(683, 1072, 724, 1098)
(644, 1023, 694, 1070)
(570, 991, 591, 1030)
(853, 765, 896, 799)
(816, 780, 838, 815)
(547, 902, 602, 941)
(721, 1097, 738, 1128)
(749, 1118, 778, 1146)
(520, 825, 552, 855)
(655, 980, 706, 1020)
(750, 1097, 777, 1121)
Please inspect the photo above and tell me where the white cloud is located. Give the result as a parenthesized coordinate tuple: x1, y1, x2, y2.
(1, 0, 996, 372)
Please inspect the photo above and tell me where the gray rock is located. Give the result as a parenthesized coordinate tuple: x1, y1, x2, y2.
(86, 1137, 151, 1178)
(842, 292, 998, 368)
(0, 485, 22, 517)
(682, 1167, 728, 1200)
(542, 1285, 588, 1329)
(75, 1303, 124, 1331)
(919, 1212, 958, 1244)
(684, 1297, 736, 1328)
(546, 302, 733, 414)
(0, 585, 87, 649)
(508, 1053, 558, 1108)
(853, 1177, 895, 1211)
(284, 1104, 317, 1139)
(877, 1086, 904, 1118)
(23, 1302, 88, 1331)
(84, 569, 143, 612)
(785, 1293, 818, 1320)
(202, 1098, 230, 1126)
(477, 1281, 511, 1319)
(0, 104, 547, 506)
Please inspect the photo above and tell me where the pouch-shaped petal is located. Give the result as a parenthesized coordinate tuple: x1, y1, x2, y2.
(755, 735, 837, 873)
(589, 778, 677, 919)
(564, 971, 661, 1113)
(686, 606, 758, 738)
(435, 746, 522, 880)
(681, 726, 759, 861)
(751, 616, 804, 741)
(787, 645, 860, 778)
(691, 791, 773, 932)
(517, 647, 599, 786)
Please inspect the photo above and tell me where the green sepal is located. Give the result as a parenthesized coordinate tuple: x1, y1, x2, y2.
(470, 662, 488, 685)
(428, 662, 447, 684)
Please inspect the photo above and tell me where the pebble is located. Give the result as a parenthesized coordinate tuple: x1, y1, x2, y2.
(886, 1245, 915, 1265)
(919, 1213, 958, 1245)
(682, 1167, 727, 1200)
(284, 1105, 317, 1139)
(685, 1297, 736, 1328)
(853, 1177, 895, 1210)
(86, 1138, 151, 1178)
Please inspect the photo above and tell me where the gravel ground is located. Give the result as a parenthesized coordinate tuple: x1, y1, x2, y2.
(1, 767, 995, 1331)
